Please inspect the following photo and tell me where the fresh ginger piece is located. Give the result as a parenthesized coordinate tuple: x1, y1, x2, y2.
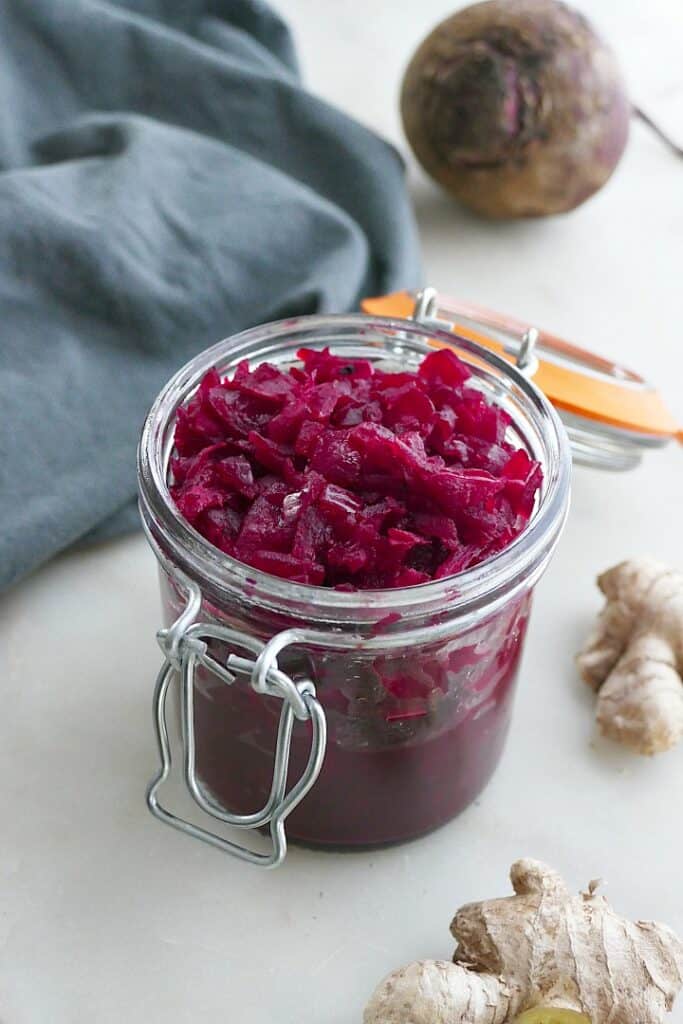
(363, 859, 683, 1024)
(577, 559, 683, 754)
(514, 1011, 590, 1024)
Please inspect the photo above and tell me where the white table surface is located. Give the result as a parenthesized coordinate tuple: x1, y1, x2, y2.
(2, 2, 682, 1021)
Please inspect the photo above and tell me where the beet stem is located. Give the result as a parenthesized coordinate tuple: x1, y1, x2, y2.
(633, 104, 683, 159)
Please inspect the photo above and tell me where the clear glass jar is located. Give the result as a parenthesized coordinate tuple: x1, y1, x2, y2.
(138, 315, 571, 861)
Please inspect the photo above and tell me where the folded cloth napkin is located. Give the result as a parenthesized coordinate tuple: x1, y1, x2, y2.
(0, 0, 420, 590)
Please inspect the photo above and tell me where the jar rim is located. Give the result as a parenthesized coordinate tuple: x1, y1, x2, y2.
(138, 314, 571, 628)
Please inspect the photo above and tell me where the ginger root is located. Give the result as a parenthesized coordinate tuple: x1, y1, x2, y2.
(363, 859, 683, 1024)
(577, 559, 683, 754)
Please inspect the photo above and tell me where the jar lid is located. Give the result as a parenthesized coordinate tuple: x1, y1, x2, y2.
(362, 289, 683, 471)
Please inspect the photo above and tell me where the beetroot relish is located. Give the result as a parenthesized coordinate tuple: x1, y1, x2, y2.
(170, 348, 542, 587)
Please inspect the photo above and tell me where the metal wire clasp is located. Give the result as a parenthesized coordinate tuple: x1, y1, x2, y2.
(147, 574, 327, 868)
(412, 287, 539, 378)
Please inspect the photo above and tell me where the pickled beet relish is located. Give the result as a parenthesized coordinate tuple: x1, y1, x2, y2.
(170, 348, 542, 587)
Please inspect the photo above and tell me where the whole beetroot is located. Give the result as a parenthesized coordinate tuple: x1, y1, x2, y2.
(401, 0, 631, 218)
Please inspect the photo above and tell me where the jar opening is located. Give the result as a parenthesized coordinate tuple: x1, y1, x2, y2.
(138, 315, 571, 629)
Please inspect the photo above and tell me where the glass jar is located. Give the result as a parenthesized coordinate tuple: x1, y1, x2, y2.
(138, 314, 571, 865)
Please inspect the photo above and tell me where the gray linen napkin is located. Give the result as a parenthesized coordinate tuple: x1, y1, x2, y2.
(0, 0, 420, 590)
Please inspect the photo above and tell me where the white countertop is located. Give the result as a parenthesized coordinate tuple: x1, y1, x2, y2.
(2, 2, 683, 1021)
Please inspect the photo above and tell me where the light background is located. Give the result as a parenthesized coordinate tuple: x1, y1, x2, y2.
(1, 2, 682, 1021)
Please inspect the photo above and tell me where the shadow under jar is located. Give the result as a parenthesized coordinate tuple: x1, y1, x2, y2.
(138, 315, 571, 857)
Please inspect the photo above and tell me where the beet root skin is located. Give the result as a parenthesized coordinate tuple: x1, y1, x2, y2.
(401, 0, 630, 218)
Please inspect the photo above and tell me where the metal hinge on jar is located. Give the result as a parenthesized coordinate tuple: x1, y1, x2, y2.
(412, 286, 540, 379)
(147, 573, 327, 868)
(364, 286, 683, 472)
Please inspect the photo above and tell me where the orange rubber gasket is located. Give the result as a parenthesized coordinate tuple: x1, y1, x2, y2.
(361, 291, 682, 441)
